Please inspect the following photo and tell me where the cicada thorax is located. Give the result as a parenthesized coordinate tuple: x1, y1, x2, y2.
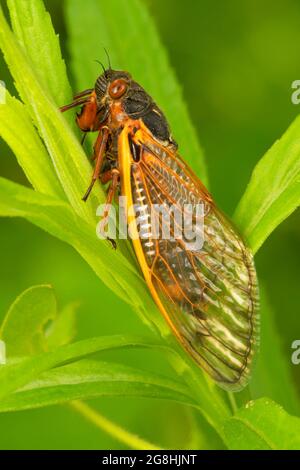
(61, 68, 259, 391)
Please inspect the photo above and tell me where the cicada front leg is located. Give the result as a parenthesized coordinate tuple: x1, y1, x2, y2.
(82, 126, 110, 201)
(97, 168, 120, 249)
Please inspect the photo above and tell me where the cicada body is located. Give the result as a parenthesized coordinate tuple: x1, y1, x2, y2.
(61, 68, 259, 391)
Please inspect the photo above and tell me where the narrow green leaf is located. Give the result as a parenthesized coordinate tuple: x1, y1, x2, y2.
(224, 398, 300, 450)
(234, 116, 300, 253)
(0, 285, 56, 357)
(250, 288, 300, 415)
(0, 360, 195, 412)
(65, 0, 208, 184)
(0, 6, 101, 221)
(0, 84, 64, 198)
(7, 0, 72, 106)
(0, 334, 170, 400)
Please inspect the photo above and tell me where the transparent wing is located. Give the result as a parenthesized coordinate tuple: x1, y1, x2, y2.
(128, 130, 259, 391)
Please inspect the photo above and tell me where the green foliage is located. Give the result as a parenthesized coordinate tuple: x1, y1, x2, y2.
(0, 330, 168, 403)
(0, 177, 149, 310)
(224, 398, 300, 450)
(250, 288, 300, 415)
(1, 0, 100, 220)
(46, 301, 78, 350)
(0, 284, 57, 356)
(0, 359, 196, 412)
(7, 0, 72, 106)
(234, 116, 300, 253)
(0, 85, 64, 197)
(0, 0, 299, 450)
(0, 282, 78, 354)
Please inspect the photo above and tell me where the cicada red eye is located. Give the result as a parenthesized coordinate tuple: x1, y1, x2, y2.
(108, 78, 128, 99)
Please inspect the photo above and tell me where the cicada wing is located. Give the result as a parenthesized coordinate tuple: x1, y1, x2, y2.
(150, 221, 259, 391)
(120, 126, 259, 391)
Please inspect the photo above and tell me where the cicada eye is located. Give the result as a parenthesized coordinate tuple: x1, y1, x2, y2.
(108, 79, 128, 99)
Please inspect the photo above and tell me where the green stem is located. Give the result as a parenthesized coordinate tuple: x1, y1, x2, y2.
(70, 400, 161, 450)
(227, 392, 238, 414)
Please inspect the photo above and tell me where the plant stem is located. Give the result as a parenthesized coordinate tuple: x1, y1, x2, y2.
(70, 400, 161, 450)
(227, 392, 238, 414)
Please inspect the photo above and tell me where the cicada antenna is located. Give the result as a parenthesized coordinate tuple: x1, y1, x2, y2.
(94, 59, 106, 76)
(104, 47, 112, 71)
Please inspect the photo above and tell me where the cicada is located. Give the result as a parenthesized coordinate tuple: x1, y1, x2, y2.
(61, 67, 259, 391)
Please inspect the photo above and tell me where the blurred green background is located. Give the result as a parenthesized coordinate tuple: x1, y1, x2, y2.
(0, 0, 299, 449)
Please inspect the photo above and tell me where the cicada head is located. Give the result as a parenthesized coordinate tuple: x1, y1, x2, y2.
(60, 69, 130, 131)
(61, 69, 134, 132)
(61, 68, 174, 144)
(94, 69, 175, 145)
(94, 69, 153, 121)
(95, 69, 131, 102)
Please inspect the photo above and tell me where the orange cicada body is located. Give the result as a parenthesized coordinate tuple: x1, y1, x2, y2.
(61, 68, 259, 391)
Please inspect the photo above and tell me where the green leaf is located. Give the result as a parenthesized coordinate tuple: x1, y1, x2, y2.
(0, 283, 79, 354)
(7, 0, 72, 106)
(0, 334, 167, 401)
(0, 360, 196, 412)
(65, 0, 208, 185)
(46, 301, 78, 350)
(0, 84, 64, 198)
(250, 288, 300, 415)
(234, 115, 300, 253)
(0, 6, 101, 221)
(0, 285, 57, 357)
(224, 398, 300, 450)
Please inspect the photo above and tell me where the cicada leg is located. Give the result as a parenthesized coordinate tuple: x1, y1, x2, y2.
(98, 168, 120, 249)
(80, 132, 87, 146)
(82, 126, 110, 201)
(90, 127, 107, 161)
